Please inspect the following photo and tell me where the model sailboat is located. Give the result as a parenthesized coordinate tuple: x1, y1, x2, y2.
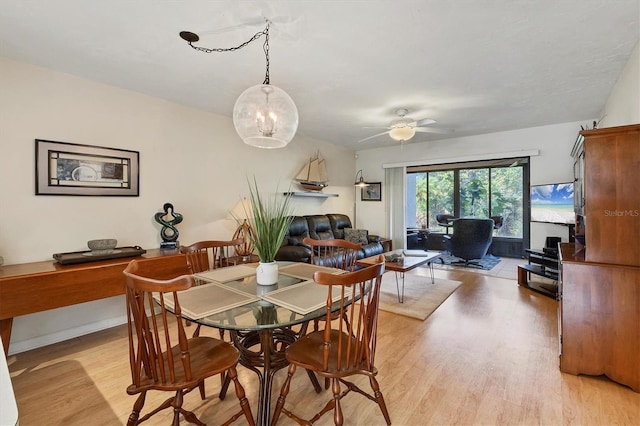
(295, 152, 329, 191)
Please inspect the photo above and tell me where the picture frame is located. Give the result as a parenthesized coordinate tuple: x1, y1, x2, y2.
(361, 182, 382, 201)
(35, 139, 139, 196)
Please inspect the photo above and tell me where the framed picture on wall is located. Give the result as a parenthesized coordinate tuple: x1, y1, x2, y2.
(35, 139, 140, 196)
(361, 182, 381, 201)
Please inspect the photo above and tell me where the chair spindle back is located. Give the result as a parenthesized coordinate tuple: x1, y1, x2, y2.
(303, 237, 361, 271)
(313, 258, 385, 373)
(124, 260, 195, 388)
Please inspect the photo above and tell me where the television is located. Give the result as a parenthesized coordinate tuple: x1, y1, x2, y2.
(530, 182, 575, 225)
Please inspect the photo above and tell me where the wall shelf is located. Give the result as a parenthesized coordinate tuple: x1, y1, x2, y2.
(284, 191, 338, 198)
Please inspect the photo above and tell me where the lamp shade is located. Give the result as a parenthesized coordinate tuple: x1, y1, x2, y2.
(354, 169, 369, 187)
(233, 84, 299, 149)
(228, 197, 254, 221)
(389, 126, 416, 141)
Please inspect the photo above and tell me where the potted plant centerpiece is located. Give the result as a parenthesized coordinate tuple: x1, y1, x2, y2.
(238, 177, 294, 285)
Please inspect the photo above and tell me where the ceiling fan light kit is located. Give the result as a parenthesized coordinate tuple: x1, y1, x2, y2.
(358, 107, 443, 144)
(389, 126, 416, 141)
(180, 20, 298, 149)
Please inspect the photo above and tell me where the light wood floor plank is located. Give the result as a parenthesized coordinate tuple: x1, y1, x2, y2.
(7, 264, 640, 425)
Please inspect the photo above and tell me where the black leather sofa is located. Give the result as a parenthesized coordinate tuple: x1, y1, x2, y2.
(275, 214, 383, 263)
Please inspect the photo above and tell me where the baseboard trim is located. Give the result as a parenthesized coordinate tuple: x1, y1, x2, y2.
(8, 315, 128, 355)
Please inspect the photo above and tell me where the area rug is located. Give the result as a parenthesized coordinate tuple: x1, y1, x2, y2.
(378, 272, 462, 320)
(437, 253, 501, 270)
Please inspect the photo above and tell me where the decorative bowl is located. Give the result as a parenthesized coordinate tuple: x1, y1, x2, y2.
(87, 239, 118, 253)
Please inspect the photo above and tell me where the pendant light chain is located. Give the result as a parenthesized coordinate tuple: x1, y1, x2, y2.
(180, 19, 297, 148)
(184, 20, 271, 85)
(262, 22, 270, 85)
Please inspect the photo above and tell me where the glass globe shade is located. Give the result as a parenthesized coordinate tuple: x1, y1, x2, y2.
(389, 126, 416, 141)
(233, 84, 299, 149)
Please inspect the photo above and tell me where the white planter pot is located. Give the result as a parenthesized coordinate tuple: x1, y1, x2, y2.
(256, 261, 278, 285)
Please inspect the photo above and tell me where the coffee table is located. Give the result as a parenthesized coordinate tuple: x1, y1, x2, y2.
(357, 249, 442, 303)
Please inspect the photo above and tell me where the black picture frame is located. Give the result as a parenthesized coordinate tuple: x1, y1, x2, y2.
(35, 139, 139, 196)
(361, 182, 382, 201)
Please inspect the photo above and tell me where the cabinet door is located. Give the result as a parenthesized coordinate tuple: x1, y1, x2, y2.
(583, 126, 640, 266)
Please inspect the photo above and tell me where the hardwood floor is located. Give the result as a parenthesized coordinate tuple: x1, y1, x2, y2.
(7, 266, 640, 425)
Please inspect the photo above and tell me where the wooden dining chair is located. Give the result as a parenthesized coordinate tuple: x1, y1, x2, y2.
(303, 237, 361, 271)
(180, 239, 243, 337)
(180, 238, 244, 274)
(303, 237, 362, 336)
(123, 259, 255, 426)
(271, 257, 391, 426)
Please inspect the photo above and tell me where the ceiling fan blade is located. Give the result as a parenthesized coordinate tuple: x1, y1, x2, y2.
(413, 118, 437, 127)
(362, 126, 392, 130)
(414, 127, 453, 134)
(357, 131, 390, 143)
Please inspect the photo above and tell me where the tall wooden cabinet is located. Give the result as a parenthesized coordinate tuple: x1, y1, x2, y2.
(559, 124, 640, 392)
(572, 124, 640, 266)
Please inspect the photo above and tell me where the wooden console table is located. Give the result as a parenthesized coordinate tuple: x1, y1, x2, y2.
(0, 248, 188, 355)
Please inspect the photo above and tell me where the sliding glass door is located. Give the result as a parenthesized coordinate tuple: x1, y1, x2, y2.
(406, 158, 528, 256)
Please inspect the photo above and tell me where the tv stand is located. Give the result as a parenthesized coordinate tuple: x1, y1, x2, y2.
(517, 248, 559, 298)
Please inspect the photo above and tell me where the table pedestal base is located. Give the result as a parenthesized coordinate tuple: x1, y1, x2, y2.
(220, 326, 321, 426)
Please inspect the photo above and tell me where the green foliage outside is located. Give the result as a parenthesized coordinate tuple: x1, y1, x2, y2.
(411, 166, 523, 238)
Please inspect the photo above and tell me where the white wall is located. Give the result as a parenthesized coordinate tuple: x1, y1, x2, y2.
(599, 40, 640, 128)
(0, 58, 355, 353)
(355, 122, 590, 251)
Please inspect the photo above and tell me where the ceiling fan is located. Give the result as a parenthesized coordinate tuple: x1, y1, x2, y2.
(358, 108, 450, 143)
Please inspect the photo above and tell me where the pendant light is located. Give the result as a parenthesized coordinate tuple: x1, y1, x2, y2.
(180, 20, 298, 148)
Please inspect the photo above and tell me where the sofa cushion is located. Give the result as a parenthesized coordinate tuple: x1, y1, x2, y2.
(344, 228, 369, 245)
(306, 215, 335, 240)
(327, 213, 352, 239)
(284, 216, 311, 248)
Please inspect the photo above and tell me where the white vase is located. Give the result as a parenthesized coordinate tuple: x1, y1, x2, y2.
(256, 261, 278, 285)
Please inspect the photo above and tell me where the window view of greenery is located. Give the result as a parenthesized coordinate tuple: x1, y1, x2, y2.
(490, 167, 523, 237)
(406, 165, 524, 238)
(460, 169, 489, 218)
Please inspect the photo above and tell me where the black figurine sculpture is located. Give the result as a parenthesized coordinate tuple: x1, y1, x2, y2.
(154, 202, 183, 249)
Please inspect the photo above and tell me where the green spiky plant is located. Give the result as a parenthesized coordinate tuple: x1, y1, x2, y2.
(241, 177, 294, 263)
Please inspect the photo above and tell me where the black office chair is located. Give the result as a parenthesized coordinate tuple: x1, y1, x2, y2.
(443, 218, 494, 268)
(436, 214, 457, 234)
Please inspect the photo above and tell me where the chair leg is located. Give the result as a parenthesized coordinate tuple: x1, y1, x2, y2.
(331, 378, 344, 426)
(306, 369, 323, 393)
(171, 390, 184, 426)
(127, 391, 146, 426)
(272, 364, 296, 425)
(191, 324, 202, 338)
(227, 366, 256, 426)
(369, 376, 391, 425)
(198, 380, 206, 400)
(219, 369, 231, 400)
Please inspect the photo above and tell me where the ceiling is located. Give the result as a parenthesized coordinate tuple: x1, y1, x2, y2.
(1, 1, 638, 150)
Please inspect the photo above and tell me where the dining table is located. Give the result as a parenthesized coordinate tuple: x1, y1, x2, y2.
(174, 262, 346, 426)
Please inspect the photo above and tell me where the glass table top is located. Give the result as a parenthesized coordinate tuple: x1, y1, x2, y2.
(186, 263, 344, 332)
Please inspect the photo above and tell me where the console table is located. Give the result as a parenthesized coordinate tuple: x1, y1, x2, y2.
(0, 248, 188, 355)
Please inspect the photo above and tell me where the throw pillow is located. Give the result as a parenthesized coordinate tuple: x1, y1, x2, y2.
(344, 228, 368, 245)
